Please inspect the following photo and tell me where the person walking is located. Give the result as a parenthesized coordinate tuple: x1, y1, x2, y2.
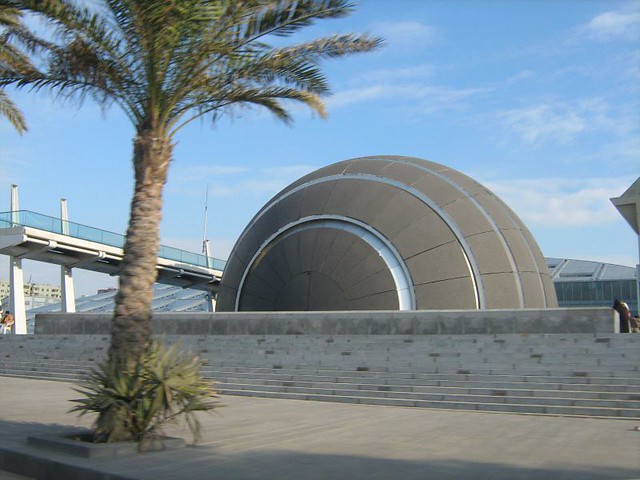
(613, 299, 631, 333)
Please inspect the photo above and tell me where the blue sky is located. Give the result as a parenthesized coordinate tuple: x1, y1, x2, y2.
(1, 0, 639, 296)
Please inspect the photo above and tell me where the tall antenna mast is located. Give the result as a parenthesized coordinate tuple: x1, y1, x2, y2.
(201, 184, 215, 312)
(202, 184, 210, 258)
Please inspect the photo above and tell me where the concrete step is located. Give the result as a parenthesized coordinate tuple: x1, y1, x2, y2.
(0, 359, 99, 368)
(218, 388, 640, 418)
(1, 366, 639, 399)
(0, 369, 82, 382)
(2, 333, 639, 420)
(210, 362, 640, 376)
(3, 365, 638, 414)
(189, 350, 640, 363)
(3, 359, 640, 388)
(4, 359, 640, 390)
(8, 342, 638, 355)
(3, 333, 639, 347)
(212, 376, 640, 400)
(217, 382, 640, 409)
(8, 363, 640, 380)
(200, 356, 640, 372)
(201, 366, 640, 385)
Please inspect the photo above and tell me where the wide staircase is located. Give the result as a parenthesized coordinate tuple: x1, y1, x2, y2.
(1, 333, 639, 419)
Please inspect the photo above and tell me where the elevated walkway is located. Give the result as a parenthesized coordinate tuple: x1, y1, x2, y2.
(0, 210, 226, 333)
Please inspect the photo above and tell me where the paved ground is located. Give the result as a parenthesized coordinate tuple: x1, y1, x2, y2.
(0, 376, 639, 480)
(0, 472, 31, 480)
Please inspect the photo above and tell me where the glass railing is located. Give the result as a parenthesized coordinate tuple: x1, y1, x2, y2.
(0, 210, 226, 271)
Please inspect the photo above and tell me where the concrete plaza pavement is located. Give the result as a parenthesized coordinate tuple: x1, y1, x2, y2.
(0, 376, 639, 480)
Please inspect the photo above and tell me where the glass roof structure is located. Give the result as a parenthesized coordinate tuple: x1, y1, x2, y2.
(546, 257, 637, 282)
(25, 284, 211, 333)
(546, 257, 637, 315)
(28, 284, 210, 317)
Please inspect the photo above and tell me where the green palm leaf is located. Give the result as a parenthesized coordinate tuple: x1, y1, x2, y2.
(70, 340, 220, 446)
(5, 0, 381, 443)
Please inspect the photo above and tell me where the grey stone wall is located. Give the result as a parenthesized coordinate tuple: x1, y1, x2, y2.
(35, 307, 614, 335)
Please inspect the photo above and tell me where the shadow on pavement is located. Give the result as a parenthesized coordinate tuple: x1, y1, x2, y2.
(1, 419, 638, 480)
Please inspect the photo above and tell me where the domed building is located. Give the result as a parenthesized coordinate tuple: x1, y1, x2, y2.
(216, 156, 557, 312)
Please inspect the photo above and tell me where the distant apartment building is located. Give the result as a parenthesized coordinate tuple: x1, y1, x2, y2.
(97, 287, 118, 295)
(0, 280, 62, 311)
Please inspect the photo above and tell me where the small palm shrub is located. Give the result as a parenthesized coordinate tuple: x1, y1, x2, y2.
(70, 340, 220, 448)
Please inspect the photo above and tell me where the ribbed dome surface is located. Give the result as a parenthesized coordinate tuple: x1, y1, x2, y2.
(216, 156, 557, 311)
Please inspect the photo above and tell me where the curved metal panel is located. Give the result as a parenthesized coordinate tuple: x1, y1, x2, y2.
(237, 174, 482, 309)
(235, 215, 417, 311)
(217, 155, 556, 312)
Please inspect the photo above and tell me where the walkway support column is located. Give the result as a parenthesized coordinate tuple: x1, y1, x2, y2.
(60, 199, 76, 312)
(9, 185, 26, 333)
(61, 267, 76, 313)
(9, 257, 26, 334)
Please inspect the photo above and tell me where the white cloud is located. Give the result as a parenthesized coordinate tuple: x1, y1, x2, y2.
(168, 165, 249, 194)
(172, 165, 249, 179)
(579, 9, 640, 41)
(499, 104, 586, 144)
(506, 70, 534, 83)
(608, 135, 640, 160)
(326, 85, 389, 108)
(168, 164, 315, 198)
(240, 165, 316, 195)
(354, 64, 436, 84)
(483, 176, 637, 228)
(548, 50, 640, 91)
(327, 83, 487, 112)
(503, 8, 640, 59)
(373, 21, 439, 50)
(497, 98, 632, 145)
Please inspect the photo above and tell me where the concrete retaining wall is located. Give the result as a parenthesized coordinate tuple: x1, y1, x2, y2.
(35, 308, 614, 335)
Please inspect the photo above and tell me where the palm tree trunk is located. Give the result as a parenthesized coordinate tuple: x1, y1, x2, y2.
(108, 130, 173, 367)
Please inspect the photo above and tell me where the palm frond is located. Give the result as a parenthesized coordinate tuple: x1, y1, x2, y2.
(4, 0, 381, 445)
(158, 2, 381, 129)
(171, 84, 325, 132)
(277, 33, 384, 60)
(241, 0, 355, 39)
(3, 0, 382, 133)
(10, 0, 143, 113)
(0, 88, 26, 133)
(70, 340, 220, 445)
(0, 36, 34, 73)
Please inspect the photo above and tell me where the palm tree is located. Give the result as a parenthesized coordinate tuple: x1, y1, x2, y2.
(3, 0, 381, 368)
(0, 0, 41, 133)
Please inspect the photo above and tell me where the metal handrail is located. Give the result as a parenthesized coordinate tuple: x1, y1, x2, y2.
(0, 210, 226, 271)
